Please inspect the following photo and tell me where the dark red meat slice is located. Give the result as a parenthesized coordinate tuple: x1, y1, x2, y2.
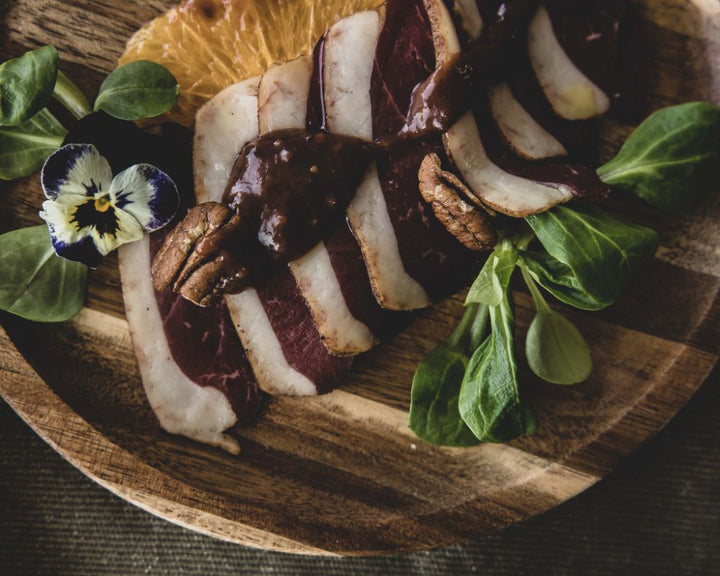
(150, 232, 264, 425)
(371, 0, 479, 301)
(255, 271, 353, 394)
(324, 222, 412, 339)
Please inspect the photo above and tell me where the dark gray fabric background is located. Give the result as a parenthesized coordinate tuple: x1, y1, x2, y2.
(2, 366, 719, 576)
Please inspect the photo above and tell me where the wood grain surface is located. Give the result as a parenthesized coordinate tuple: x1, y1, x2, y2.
(1, 0, 719, 556)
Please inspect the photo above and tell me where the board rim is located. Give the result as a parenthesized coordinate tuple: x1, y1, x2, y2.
(2, 307, 718, 554)
(1, 0, 720, 556)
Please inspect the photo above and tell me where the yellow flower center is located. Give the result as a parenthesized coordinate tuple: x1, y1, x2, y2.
(94, 195, 112, 213)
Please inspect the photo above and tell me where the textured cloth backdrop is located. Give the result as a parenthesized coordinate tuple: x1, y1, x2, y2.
(2, 367, 719, 576)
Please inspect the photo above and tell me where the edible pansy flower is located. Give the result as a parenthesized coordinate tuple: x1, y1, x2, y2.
(39, 143, 179, 268)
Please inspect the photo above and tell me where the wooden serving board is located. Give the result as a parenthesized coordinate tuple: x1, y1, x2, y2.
(1, 0, 719, 556)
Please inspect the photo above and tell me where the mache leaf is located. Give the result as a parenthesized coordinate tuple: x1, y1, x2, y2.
(466, 238, 518, 307)
(521, 265, 592, 385)
(525, 205, 659, 307)
(526, 309, 592, 385)
(0, 226, 88, 322)
(0, 45, 58, 126)
(520, 251, 608, 311)
(53, 70, 92, 120)
(409, 343, 481, 447)
(94, 61, 179, 121)
(458, 293, 537, 443)
(460, 247, 536, 443)
(597, 102, 720, 212)
(0, 108, 66, 180)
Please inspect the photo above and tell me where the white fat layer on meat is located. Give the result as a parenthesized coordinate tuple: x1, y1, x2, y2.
(289, 244, 378, 353)
(118, 237, 240, 454)
(325, 10, 430, 310)
(324, 11, 380, 140)
(347, 165, 430, 310)
(225, 290, 316, 396)
(259, 58, 377, 353)
(528, 5, 610, 120)
(194, 78, 318, 396)
(444, 111, 572, 216)
(258, 56, 313, 134)
(488, 82, 568, 160)
(451, 0, 483, 41)
(193, 76, 261, 204)
(426, 0, 463, 64)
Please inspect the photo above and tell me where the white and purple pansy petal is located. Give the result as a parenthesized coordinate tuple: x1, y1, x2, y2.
(41, 144, 113, 201)
(39, 144, 179, 268)
(109, 164, 180, 232)
(40, 194, 106, 268)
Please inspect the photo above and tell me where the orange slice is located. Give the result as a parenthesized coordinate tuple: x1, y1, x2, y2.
(119, 0, 384, 127)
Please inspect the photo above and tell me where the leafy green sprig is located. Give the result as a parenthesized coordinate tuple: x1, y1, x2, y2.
(0, 45, 179, 181)
(0, 45, 179, 322)
(597, 102, 720, 212)
(410, 101, 720, 447)
(0, 226, 87, 322)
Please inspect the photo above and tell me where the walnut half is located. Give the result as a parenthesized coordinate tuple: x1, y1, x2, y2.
(418, 153, 496, 251)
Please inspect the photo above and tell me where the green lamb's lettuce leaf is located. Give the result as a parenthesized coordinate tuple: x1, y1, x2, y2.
(409, 303, 489, 447)
(526, 310, 592, 385)
(53, 70, 92, 120)
(458, 290, 537, 443)
(597, 102, 720, 212)
(410, 343, 482, 447)
(0, 108, 66, 180)
(525, 205, 660, 308)
(465, 237, 518, 307)
(0, 226, 88, 322)
(520, 250, 607, 311)
(0, 45, 59, 126)
(521, 266, 592, 385)
(94, 61, 179, 121)
(459, 247, 536, 443)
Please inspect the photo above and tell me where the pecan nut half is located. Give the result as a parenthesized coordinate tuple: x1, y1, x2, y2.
(152, 202, 249, 307)
(418, 153, 496, 251)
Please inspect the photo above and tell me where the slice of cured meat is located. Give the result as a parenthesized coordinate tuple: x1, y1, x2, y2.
(543, 0, 642, 120)
(305, 35, 411, 347)
(487, 81, 568, 160)
(258, 58, 377, 354)
(544, 0, 626, 100)
(372, 0, 480, 302)
(119, 126, 263, 453)
(119, 236, 245, 454)
(444, 111, 572, 217)
(346, 164, 432, 309)
(527, 4, 610, 120)
(194, 74, 352, 395)
(289, 244, 378, 354)
(323, 9, 432, 310)
(322, 223, 412, 340)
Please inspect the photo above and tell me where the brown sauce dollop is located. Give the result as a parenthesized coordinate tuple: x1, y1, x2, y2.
(403, 0, 537, 137)
(222, 128, 373, 263)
